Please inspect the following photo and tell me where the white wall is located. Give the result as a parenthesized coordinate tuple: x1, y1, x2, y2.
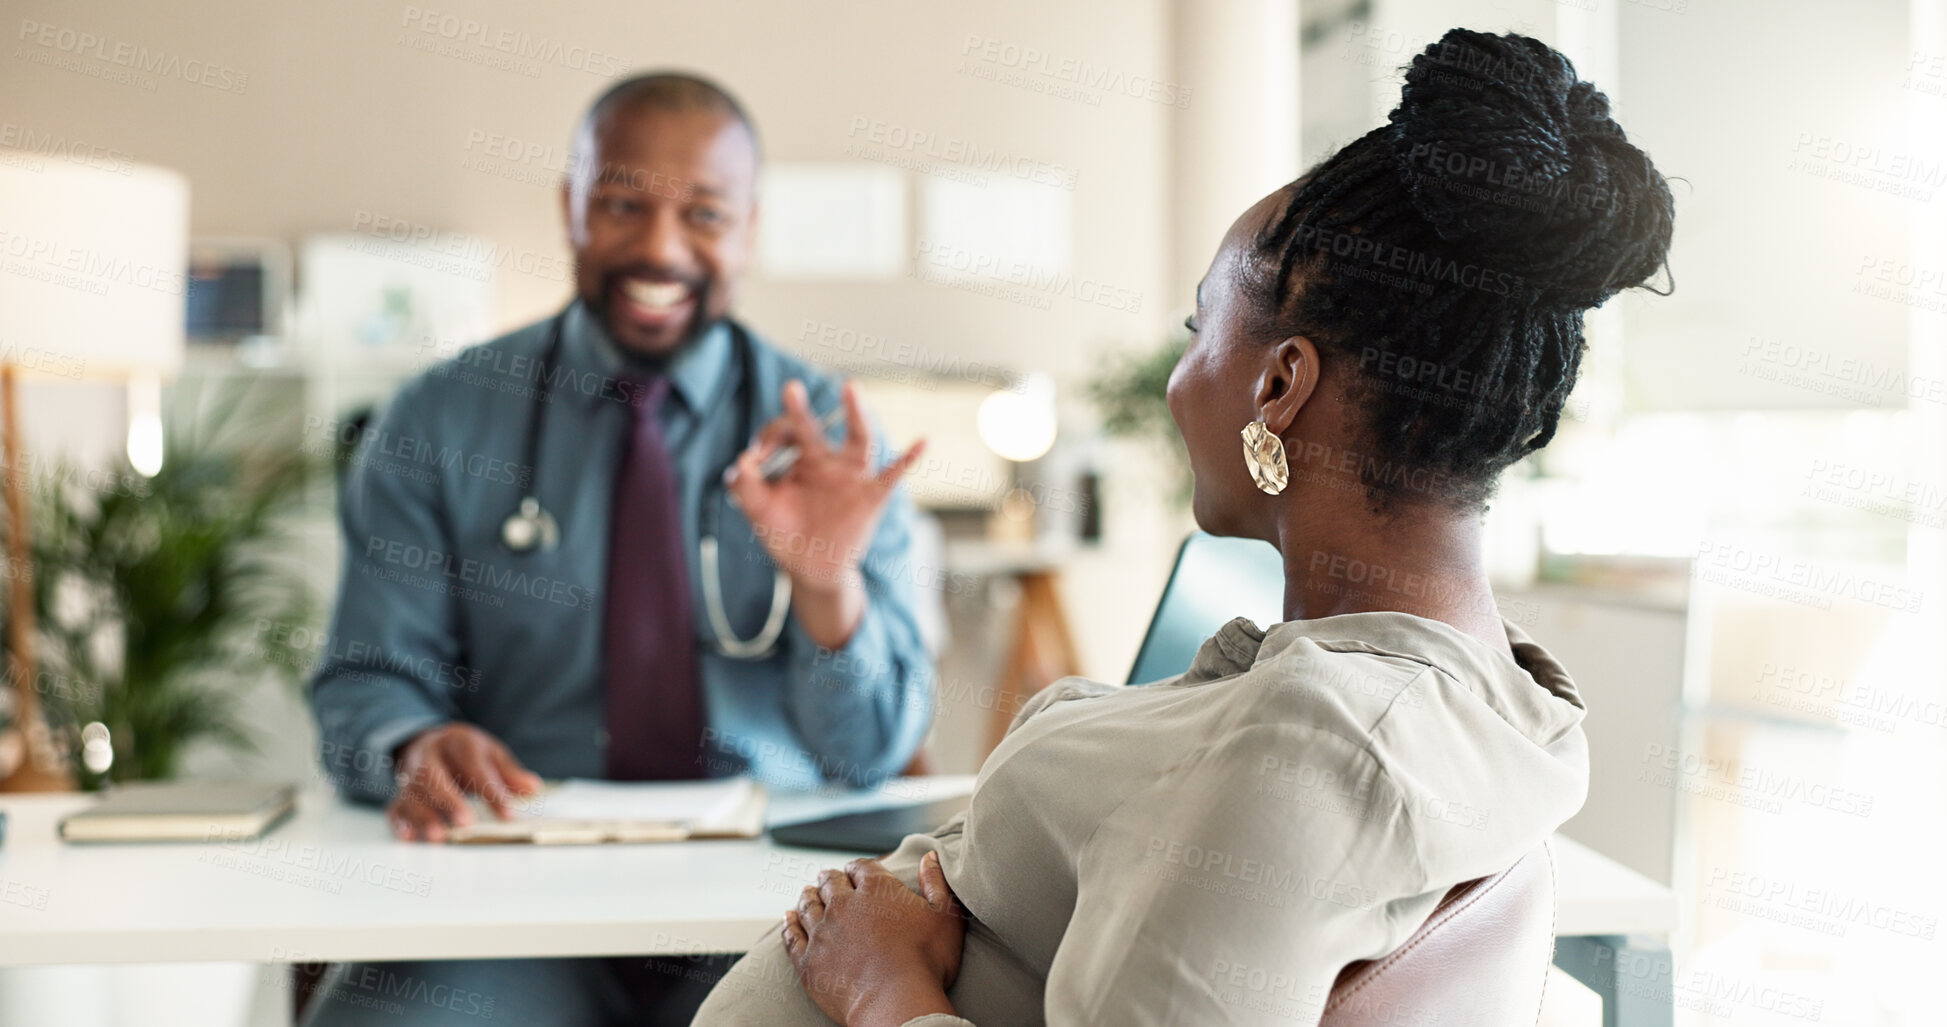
(4, 0, 1176, 382)
(1618, 0, 1915, 411)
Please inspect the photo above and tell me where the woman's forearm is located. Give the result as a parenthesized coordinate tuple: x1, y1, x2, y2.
(850, 979, 959, 1027)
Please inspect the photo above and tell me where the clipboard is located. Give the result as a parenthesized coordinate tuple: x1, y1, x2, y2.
(448, 778, 768, 845)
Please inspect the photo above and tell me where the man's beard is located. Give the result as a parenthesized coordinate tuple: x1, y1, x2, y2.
(585, 269, 719, 366)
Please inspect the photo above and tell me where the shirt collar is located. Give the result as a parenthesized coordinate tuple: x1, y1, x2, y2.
(558, 299, 735, 412)
(1250, 611, 1589, 749)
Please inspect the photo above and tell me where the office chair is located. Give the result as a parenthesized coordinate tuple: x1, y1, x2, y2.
(1138, 534, 1561, 1025)
(1320, 842, 1557, 1025)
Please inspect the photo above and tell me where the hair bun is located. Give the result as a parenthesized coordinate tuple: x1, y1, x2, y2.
(1386, 29, 1673, 310)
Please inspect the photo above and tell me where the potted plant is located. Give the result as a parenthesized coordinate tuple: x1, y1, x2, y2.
(2, 382, 316, 788)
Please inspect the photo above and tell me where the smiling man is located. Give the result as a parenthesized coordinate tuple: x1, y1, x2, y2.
(571, 82, 746, 354)
(304, 73, 935, 1026)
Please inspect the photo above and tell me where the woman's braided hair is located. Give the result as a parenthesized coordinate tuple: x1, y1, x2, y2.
(1250, 29, 1675, 509)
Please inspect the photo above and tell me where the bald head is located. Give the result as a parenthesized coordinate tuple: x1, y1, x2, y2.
(571, 72, 760, 175)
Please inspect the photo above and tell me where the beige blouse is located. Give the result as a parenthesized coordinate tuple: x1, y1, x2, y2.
(693, 611, 1589, 1026)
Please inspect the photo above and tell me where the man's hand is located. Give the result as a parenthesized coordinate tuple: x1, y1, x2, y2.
(782, 852, 965, 1027)
(386, 723, 543, 842)
(727, 379, 923, 649)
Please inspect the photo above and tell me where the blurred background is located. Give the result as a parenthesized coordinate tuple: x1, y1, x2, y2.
(1, 0, 1942, 1022)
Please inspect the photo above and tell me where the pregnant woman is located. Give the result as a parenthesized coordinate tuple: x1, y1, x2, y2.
(695, 27, 1674, 1027)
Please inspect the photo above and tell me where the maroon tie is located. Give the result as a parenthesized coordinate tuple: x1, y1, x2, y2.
(602, 374, 706, 780)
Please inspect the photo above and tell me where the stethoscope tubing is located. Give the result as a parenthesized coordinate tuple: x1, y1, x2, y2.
(500, 306, 791, 659)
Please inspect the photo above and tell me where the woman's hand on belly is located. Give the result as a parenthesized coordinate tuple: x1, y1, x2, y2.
(782, 850, 967, 1027)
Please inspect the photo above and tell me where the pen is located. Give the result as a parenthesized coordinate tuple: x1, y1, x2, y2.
(757, 406, 847, 481)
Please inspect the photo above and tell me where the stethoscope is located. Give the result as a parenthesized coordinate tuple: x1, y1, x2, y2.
(501, 308, 793, 660)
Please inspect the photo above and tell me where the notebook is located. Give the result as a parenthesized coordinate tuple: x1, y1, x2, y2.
(448, 776, 768, 844)
(58, 781, 297, 843)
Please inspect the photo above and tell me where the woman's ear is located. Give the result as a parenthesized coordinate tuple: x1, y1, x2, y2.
(1255, 336, 1320, 434)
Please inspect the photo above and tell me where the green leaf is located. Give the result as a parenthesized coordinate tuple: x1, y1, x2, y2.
(1, 376, 321, 785)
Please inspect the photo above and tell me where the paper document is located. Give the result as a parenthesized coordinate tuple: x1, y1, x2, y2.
(449, 777, 767, 845)
(522, 778, 752, 823)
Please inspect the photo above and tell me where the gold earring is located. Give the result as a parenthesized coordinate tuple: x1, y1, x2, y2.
(1240, 419, 1288, 496)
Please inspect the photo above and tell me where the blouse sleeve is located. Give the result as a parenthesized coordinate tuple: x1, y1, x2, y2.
(1039, 721, 1429, 1026)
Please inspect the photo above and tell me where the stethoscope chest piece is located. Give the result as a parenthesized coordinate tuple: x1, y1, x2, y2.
(502, 496, 561, 553)
(498, 308, 789, 658)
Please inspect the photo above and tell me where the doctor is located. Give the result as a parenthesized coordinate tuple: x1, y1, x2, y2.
(306, 73, 934, 1025)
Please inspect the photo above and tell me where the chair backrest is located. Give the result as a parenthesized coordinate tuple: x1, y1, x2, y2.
(1320, 843, 1557, 1027)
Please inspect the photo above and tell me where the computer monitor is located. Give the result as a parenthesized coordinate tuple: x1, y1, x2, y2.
(185, 238, 289, 345)
(1125, 532, 1286, 685)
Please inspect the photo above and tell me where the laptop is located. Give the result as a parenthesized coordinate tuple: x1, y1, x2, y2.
(1126, 532, 1286, 684)
(768, 797, 975, 853)
(770, 532, 1286, 853)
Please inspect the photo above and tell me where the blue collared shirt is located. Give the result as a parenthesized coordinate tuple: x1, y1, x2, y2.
(309, 300, 935, 802)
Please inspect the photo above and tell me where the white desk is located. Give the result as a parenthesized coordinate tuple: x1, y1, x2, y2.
(0, 778, 973, 967)
(0, 780, 1676, 998)
(1550, 833, 1679, 937)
